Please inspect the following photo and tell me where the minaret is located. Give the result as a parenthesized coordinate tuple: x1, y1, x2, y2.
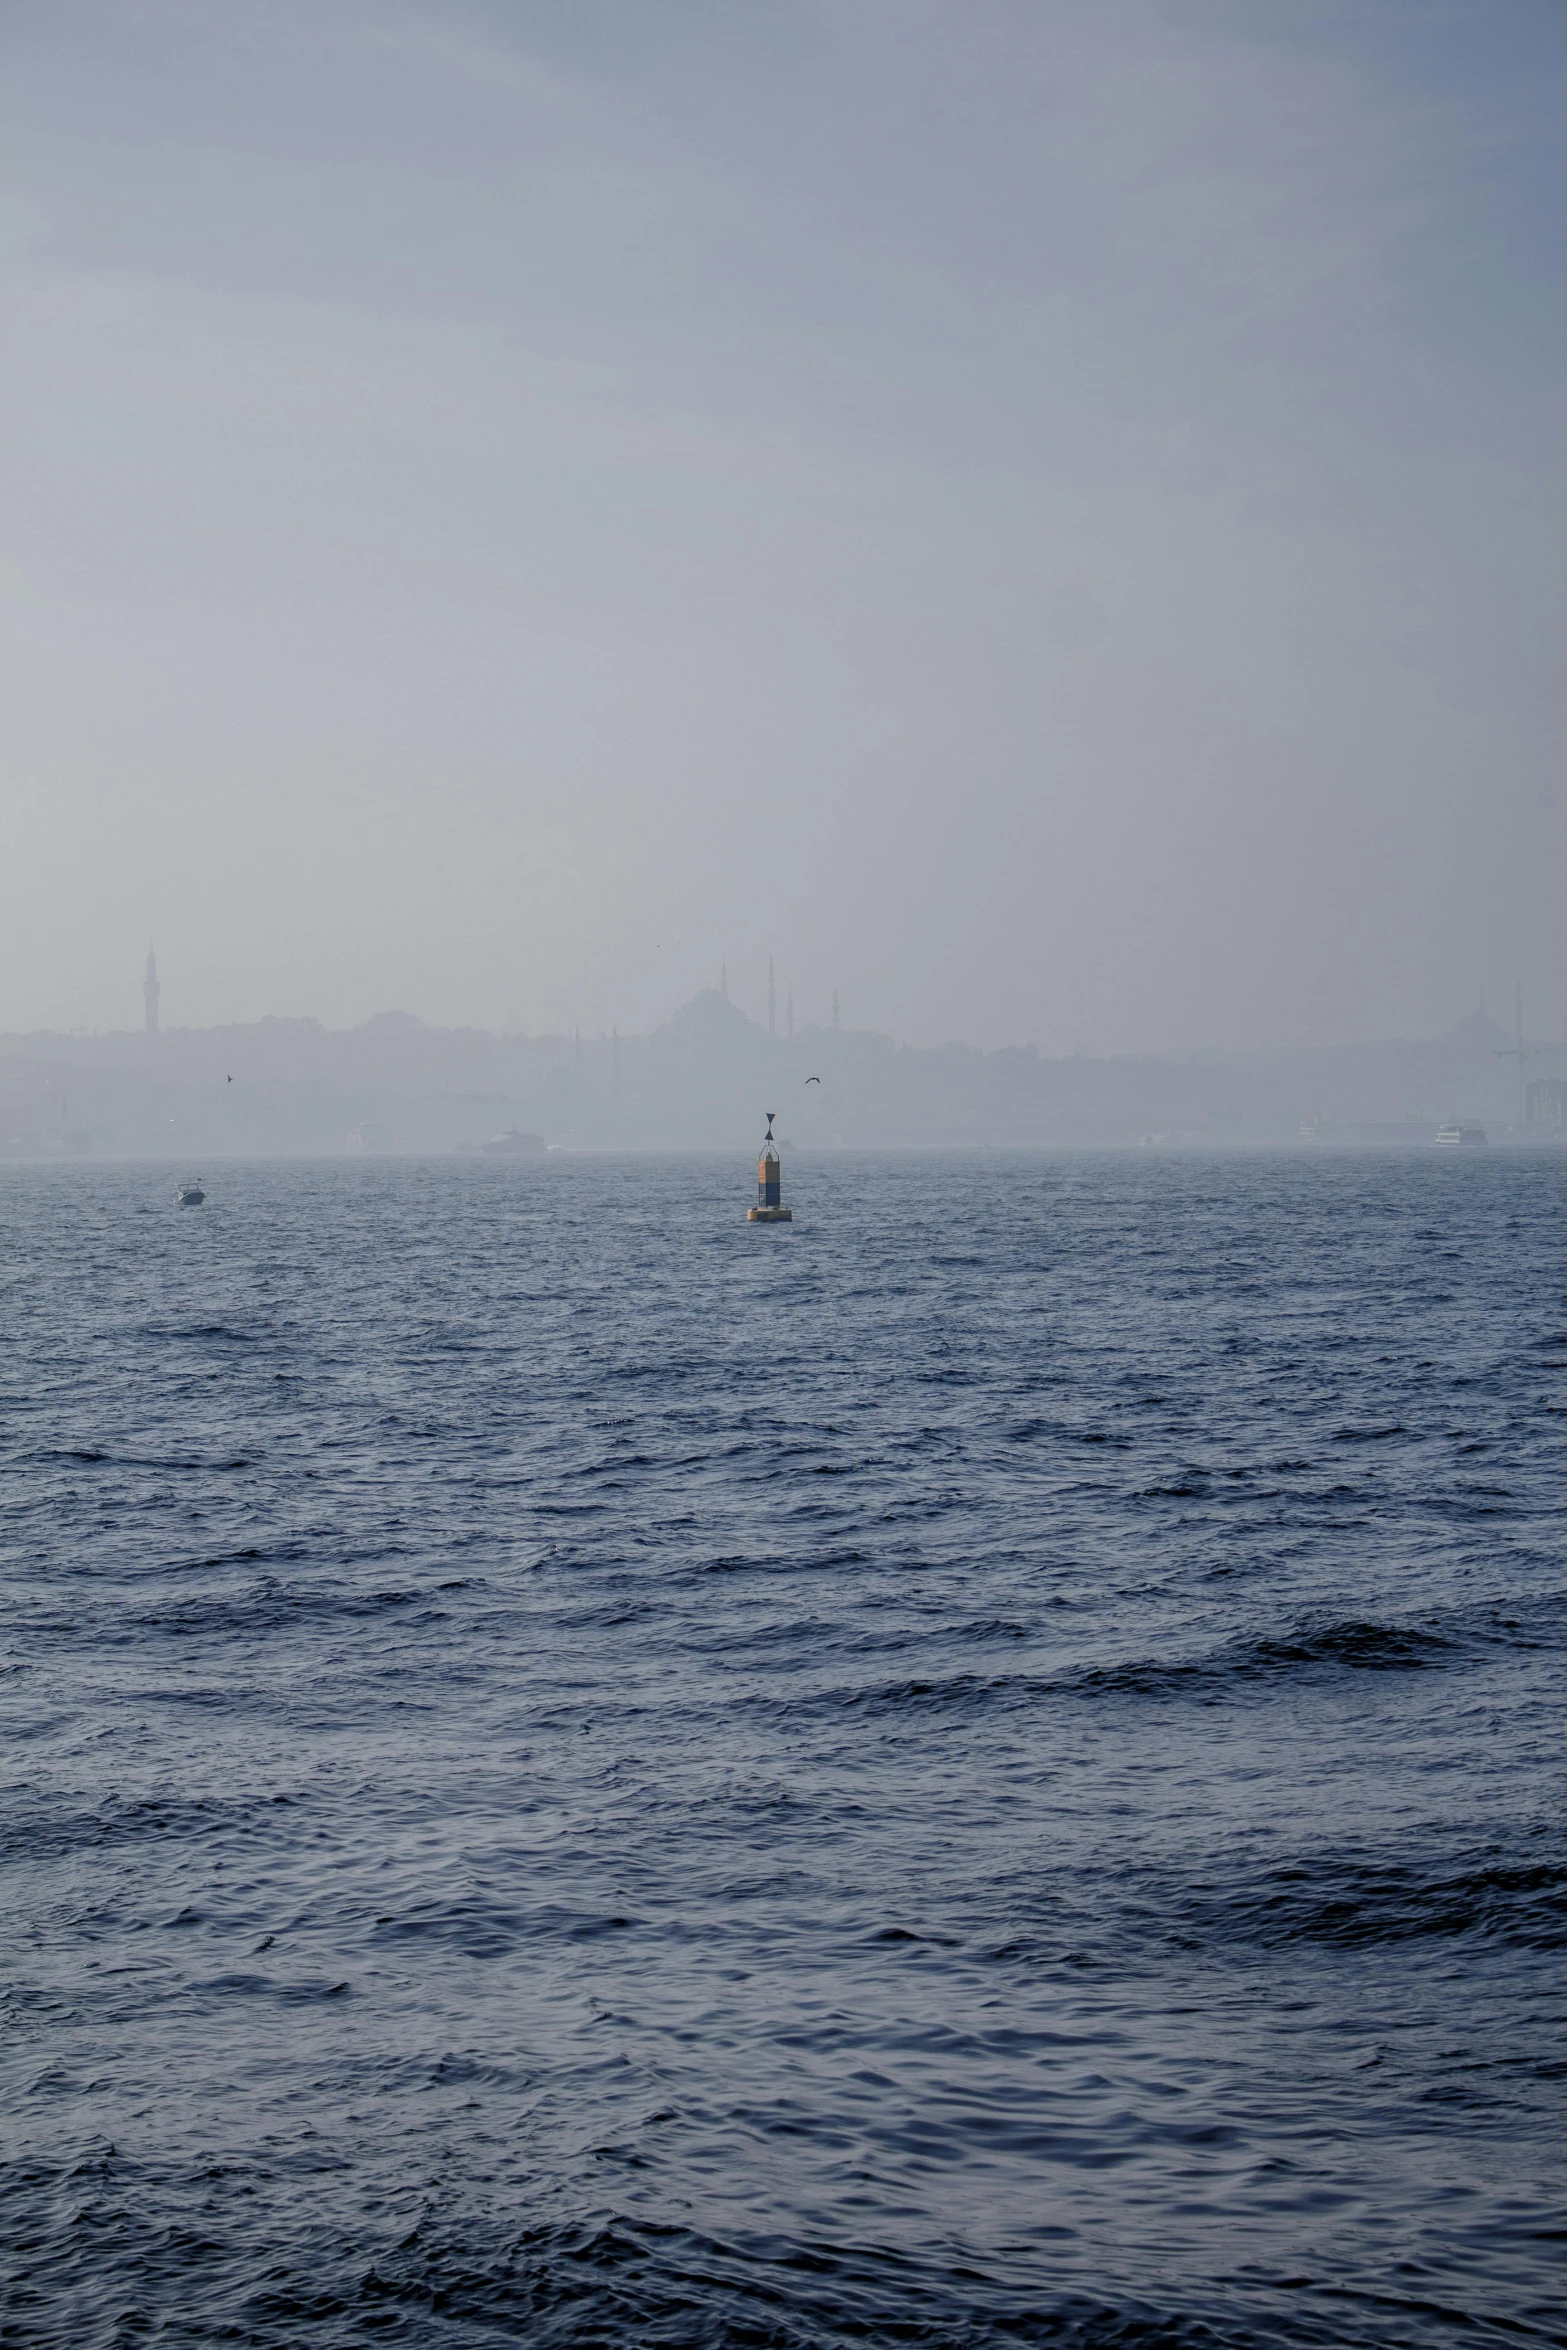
(787, 989, 794, 1041)
(721, 961, 729, 1001)
(832, 986, 840, 1031)
(143, 948, 161, 1039)
(768, 957, 776, 1037)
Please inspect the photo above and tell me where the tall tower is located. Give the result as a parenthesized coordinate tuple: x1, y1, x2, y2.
(768, 957, 776, 1037)
(787, 989, 794, 1041)
(832, 986, 840, 1031)
(143, 948, 160, 1039)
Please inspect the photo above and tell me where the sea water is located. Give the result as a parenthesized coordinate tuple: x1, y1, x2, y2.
(2, 1150, 1563, 2346)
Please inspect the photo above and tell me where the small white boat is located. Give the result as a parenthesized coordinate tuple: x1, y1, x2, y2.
(481, 1129, 546, 1157)
(177, 1180, 206, 1205)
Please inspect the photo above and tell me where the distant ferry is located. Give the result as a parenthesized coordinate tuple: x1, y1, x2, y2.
(481, 1129, 546, 1158)
(1434, 1123, 1487, 1148)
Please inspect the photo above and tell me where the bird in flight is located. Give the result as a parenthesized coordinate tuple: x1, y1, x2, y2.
(226, 1074, 232, 1083)
(805, 1075, 821, 1085)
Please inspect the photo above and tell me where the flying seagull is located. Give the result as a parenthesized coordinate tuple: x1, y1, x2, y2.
(805, 1075, 820, 1085)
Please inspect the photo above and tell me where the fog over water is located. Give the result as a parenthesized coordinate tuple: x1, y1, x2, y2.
(3, 1, 1565, 1052)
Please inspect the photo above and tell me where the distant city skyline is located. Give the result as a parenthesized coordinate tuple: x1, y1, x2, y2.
(1, 963, 1551, 1162)
(5, 943, 1558, 1062)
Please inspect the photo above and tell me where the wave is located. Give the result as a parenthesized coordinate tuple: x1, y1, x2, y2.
(1074, 1616, 1456, 1696)
(0, 2183, 1507, 2349)
(989, 1836, 1567, 1965)
(759, 1615, 1467, 1730)
(0, 1787, 298, 1866)
(1183, 1848, 1567, 1955)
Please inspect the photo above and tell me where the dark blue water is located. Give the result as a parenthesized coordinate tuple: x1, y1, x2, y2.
(3, 1151, 1564, 2348)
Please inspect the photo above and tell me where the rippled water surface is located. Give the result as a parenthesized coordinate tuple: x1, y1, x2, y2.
(3, 1150, 1565, 2347)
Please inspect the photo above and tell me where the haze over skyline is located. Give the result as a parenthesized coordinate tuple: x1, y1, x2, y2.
(4, 1, 1565, 1053)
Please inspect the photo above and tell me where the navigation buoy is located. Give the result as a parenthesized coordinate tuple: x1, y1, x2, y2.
(747, 1112, 792, 1222)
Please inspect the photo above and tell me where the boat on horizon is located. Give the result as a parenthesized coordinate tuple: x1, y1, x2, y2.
(1434, 1123, 1487, 1148)
(481, 1129, 547, 1158)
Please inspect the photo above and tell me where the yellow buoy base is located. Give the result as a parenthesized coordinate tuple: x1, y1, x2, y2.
(747, 1206, 793, 1222)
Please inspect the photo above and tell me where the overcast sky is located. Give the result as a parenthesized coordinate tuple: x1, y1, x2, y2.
(3, 0, 1565, 1050)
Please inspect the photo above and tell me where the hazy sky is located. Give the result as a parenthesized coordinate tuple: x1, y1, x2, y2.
(4, 0, 1565, 1050)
